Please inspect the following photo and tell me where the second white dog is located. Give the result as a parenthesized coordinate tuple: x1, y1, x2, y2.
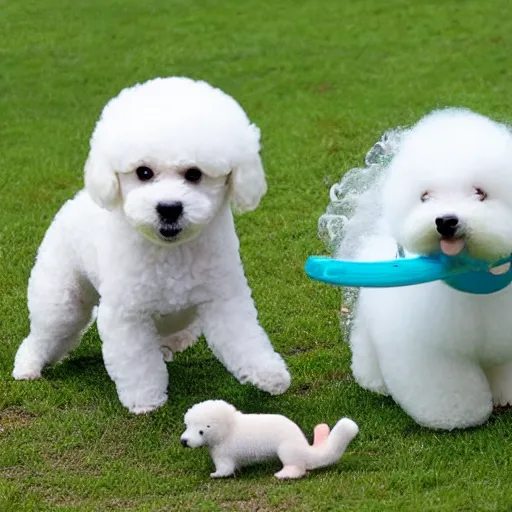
(12, 77, 291, 413)
(348, 108, 512, 430)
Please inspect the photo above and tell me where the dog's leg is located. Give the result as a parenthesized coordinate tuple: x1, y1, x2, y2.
(275, 442, 307, 479)
(274, 464, 306, 479)
(160, 318, 201, 362)
(13, 254, 97, 380)
(349, 310, 388, 395)
(485, 363, 512, 406)
(210, 457, 236, 478)
(96, 303, 168, 414)
(200, 297, 290, 395)
(379, 346, 492, 429)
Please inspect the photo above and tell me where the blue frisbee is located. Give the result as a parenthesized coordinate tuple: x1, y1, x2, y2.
(305, 252, 512, 295)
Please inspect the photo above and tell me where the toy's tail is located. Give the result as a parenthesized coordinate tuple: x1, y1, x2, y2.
(305, 418, 359, 470)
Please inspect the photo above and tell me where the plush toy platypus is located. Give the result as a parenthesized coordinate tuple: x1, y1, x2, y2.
(180, 400, 359, 479)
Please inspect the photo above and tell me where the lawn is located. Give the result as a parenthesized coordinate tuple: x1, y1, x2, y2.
(2, 0, 512, 510)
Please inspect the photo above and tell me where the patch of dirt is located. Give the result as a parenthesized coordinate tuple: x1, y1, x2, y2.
(316, 82, 334, 94)
(296, 384, 313, 394)
(295, 370, 352, 395)
(0, 407, 35, 432)
(42, 442, 128, 477)
(43, 494, 138, 510)
(221, 496, 298, 512)
(0, 466, 32, 479)
(103, 498, 139, 510)
(325, 369, 351, 382)
(287, 346, 312, 356)
(327, 143, 342, 154)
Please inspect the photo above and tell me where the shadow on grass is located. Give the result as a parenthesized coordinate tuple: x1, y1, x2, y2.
(43, 354, 108, 385)
(203, 451, 366, 482)
(41, 348, 251, 407)
(399, 404, 512, 437)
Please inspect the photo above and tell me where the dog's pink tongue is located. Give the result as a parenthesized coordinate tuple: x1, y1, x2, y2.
(440, 238, 465, 256)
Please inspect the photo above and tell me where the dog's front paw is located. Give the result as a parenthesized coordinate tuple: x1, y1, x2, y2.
(210, 470, 234, 478)
(12, 368, 42, 381)
(12, 359, 43, 381)
(123, 394, 168, 415)
(210, 459, 235, 478)
(130, 405, 162, 415)
(12, 340, 45, 381)
(239, 356, 291, 395)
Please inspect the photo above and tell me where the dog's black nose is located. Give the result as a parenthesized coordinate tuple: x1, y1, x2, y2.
(157, 202, 183, 223)
(435, 215, 459, 238)
(181, 438, 189, 448)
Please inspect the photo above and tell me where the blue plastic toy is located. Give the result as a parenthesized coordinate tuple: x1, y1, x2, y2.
(305, 252, 512, 295)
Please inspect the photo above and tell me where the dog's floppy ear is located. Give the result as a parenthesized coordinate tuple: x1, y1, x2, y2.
(230, 125, 267, 212)
(84, 152, 120, 210)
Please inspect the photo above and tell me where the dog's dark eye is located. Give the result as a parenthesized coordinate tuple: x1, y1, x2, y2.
(199, 430, 204, 436)
(474, 187, 487, 201)
(421, 192, 430, 202)
(184, 168, 202, 183)
(207, 425, 210, 428)
(136, 166, 154, 181)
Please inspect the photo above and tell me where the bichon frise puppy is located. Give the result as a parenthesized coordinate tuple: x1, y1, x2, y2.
(180, 400, 359, 479)
(348, 108, 512, 429)
(12, 77, 291, 413)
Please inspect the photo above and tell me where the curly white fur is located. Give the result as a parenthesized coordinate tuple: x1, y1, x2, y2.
(12, 77, 290, 413)
(349, 108, 512, 429)
(181, 400, 358, 479)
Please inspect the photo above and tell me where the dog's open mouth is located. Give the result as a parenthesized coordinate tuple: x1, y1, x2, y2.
(159, 225, 182, 240)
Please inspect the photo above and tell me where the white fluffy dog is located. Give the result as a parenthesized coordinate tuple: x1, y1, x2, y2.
(349, 108, 512, 430)
(12, 77, 291, 413)
(181, 400, 359, 479)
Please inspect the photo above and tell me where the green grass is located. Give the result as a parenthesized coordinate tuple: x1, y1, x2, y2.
(2, 0, 512, 510)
